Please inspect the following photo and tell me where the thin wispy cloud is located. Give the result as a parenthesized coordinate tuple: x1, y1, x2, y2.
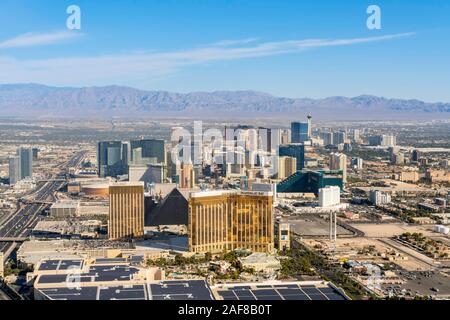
(0, 31, 82, 49)
(0, 32, 415, 86)
(212, 38, 260, 47)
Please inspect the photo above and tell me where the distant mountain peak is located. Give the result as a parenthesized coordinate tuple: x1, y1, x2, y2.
(0, 83, 448, 119)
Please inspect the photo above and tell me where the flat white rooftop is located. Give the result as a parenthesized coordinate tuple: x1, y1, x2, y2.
(50, 200, 80, 209)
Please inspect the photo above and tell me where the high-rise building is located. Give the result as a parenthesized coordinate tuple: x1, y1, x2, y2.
(280, 129, 291, 145)
(131, 147, 144, 165)
(319, 186, 341, 207)
(369, 134, 396, 147)
(130, 139, 165, 164)
(224, 125, 278, 154)
(277, 156, 297, 179)
(122, 141, 130, 166)
(330, 153, 347, 183)
(351, 157, 363, 170)
(32, 147, 39, 160)
(368, 135, 383, 146)
(320, 132, 333, 146)
(333, 131, 346, 145)
(291, 116, 311, 143)
(381, 135, 396, 147)
(108, 182, 145, 240)
(17, 147, 33, 179)
(391, 152, 405, 165)
(97, 141, 129, 178)
(8, 155, 21, 185)
(307, 115, 312, 138)
(352, 129, 361, 143)
(177, 164, 195, 188)
(188, 190, 274, 253)
(412, 149, 420, 162)
(370, 190, 391, 206)
(343, 142, 352, 152)
(279, 144, 305, 171)
(225, 125, 254, 140)
(257, 127, 274, 152)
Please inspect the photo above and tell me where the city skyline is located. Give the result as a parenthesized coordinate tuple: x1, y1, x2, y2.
(1, 115, 449, 302)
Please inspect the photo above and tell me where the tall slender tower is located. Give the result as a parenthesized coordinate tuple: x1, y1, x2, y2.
(17, 147, 33, 179)
(8, 156, 21, 185)
(307, 115, 312, 139)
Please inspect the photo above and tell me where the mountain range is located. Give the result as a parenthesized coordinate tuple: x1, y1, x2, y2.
(0, 84, 449, 119)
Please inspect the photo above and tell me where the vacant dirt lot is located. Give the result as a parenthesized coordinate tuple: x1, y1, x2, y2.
(349, 223, 438, 238)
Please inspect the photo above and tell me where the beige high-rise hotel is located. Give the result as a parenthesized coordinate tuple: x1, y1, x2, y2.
(330, 152, 347, 183)
(188, 190, 274, 253)
(278, 156, 297, 179)
(108, 182, 145, 240)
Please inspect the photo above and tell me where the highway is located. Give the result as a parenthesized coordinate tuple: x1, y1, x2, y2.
(0, 150, 88, 258)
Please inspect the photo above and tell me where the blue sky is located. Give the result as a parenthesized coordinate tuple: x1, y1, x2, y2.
(0, 0, 449, 101)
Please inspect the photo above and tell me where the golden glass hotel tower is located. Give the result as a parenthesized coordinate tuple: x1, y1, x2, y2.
(188, 191, 274, 253)
(108, 182, 145, 240)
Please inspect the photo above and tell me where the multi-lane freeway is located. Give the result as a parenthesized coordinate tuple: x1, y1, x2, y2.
(0, 180, 63, 253)
(0, 151, 88, 258)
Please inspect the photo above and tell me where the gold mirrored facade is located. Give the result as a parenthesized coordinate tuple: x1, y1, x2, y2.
(109, 182, 145, 240)
(189, 191, 274, 253)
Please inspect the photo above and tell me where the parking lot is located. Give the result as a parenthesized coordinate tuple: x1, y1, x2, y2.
(282, 214, 353, 237)
(383, 271, 450, 298)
